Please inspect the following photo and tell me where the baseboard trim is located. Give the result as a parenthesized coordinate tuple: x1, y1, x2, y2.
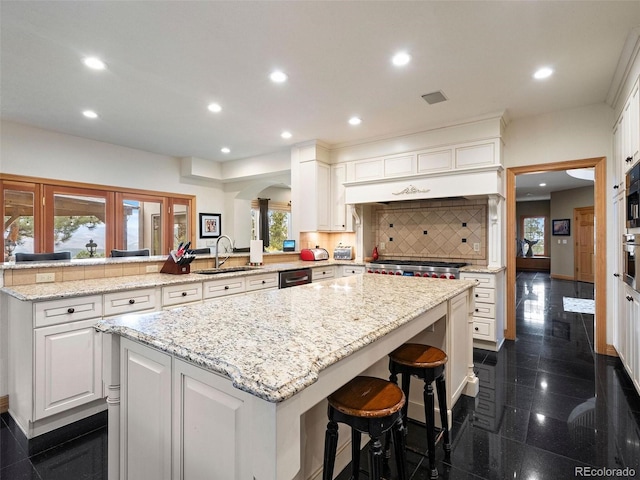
(605, 344, 619, 358)
(550, 274, 574, 281)
(0, 395, 8, 414)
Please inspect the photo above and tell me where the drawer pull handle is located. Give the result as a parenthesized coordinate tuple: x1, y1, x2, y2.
(475, 294, 479, 297)
(262, 280, 266, 284)
(181, 292, 187, 297)
(129, 299, 135, 304)
(67, 307, 75, 314)
(475, 308, 479, 312)
(224, 286, 230, 290)
(474, 327, 479, 331)
(627, 295, 633, 302)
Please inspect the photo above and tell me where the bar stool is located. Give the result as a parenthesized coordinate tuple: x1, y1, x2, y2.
(322, 376, 407, 480)
(388, 343, 450, 480)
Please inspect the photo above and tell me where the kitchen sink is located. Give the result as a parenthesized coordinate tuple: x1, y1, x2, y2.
(195, 266, 262, 275)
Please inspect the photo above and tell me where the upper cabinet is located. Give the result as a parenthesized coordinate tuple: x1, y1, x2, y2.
(613, 78, 640, 193)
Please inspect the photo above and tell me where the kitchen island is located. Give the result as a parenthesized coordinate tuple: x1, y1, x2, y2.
(97, 274, 478, 480)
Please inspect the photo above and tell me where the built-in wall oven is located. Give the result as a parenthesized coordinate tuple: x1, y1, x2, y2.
(623, 233, 638, 292)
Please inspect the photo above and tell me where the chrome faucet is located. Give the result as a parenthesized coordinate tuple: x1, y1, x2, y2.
(215, 235, 233, 268)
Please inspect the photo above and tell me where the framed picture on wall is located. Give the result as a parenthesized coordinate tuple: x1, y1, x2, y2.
(552, 218, 570, 236)
(199, 213, 221, 238)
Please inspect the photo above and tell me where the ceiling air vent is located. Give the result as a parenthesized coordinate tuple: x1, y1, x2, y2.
(422, 91, 447, 105)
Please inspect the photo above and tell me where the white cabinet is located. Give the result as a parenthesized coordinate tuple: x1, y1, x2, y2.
(245, 272, 279, 292)
(614, 78, 639, 190)
(459, 271, 505, 351)
(104, 288, 158, 317)
(34, 318, 103, 420)
(299, 160, 331, 232)
(7, 295, 106, 438)
(162, 283, 203, 308)
(341, 265, 366, 276)
(331, 164, 350, 231)
(119, 338, 254, 480)
(203, 276, 246, 300)
(618, 285, 640, 393)
(311, 265, 335, 282)
(120, 338, 172, 480)
(173, 359, 254, 480)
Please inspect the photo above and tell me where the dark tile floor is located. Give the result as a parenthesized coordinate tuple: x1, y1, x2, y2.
(2, 272, 640, 479)
(336, 272, 640, 479)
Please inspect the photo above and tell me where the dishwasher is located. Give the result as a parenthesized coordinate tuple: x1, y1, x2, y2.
(278, 268, 312, 288)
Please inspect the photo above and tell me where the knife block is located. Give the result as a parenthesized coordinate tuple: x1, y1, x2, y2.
(160, 256, 190, 275)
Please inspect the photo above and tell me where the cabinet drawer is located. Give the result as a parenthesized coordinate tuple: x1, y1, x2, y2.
(35, 295, 103, 328)
(472, 319, 495, 341)
(473, 303, 495, 319)
(341, 266, 365, 276)
(162, 283, 203, 307)
(473, 287, 495, 304)
(460, 272, 495, 288)
(312, 266, 335, 282)
(245, 273, 278, 292)
(203, 277, 246, 299)
(104, 288, 158, 317)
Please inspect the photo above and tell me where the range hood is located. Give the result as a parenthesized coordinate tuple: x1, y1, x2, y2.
(344, 165, 504, 205)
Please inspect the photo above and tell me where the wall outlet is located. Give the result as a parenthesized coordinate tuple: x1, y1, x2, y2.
(36, 272, 55, 283)
(562, 239, 567, 244)
(379, 242, 385, 250)
(473, 243, 480, 252)
(146, 264, 159, 273)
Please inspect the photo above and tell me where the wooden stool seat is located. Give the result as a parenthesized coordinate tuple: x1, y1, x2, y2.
(388, 344, 450, 480)
(323, 376, 407, 480)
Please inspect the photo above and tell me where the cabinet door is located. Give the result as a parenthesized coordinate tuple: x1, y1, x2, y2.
(299, 160, 330, 232)
(330, 164, 347, 231)
(34, 319, 103, 420)
(173, 359, 253, 480)
(120, 339, 171, 480)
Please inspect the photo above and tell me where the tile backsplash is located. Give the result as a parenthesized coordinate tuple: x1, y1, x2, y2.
(371, 198, 487, 264)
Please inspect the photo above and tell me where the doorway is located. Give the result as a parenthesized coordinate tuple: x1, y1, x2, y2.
(506, 157, 607, 355)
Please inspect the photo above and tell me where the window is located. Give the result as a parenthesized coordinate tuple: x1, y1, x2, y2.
(251, 200, 291, 252)
(520, 216, 547, 256)
(1, 175, 195, 260)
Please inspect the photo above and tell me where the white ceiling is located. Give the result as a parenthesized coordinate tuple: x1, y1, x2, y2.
(515, 170, 594, 202)
(1, 1, 640, 165)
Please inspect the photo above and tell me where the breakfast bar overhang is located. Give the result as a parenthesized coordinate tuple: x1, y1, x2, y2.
(98, 274, 479, 480)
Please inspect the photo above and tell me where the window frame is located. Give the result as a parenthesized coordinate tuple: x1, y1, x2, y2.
(1, 174, 196, 260)
(519, 215, 549, 256)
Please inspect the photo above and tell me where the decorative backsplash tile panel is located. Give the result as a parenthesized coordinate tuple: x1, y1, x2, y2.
(372, 198, 487, 264)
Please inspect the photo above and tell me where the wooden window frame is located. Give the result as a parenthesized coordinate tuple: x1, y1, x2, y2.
(1, 174, 196, 260)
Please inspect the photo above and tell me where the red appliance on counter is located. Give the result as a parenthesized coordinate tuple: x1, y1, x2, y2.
(300, 248, 329, 261)
(366, 259, 467, 279)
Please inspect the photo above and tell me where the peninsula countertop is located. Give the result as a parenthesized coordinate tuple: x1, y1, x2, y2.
(97, 274, 474, 403)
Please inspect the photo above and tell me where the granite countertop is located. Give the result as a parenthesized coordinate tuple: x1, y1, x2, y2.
(0, 260, 364, 301)
(459, 265, 505, 274)
(97, 274, 474, 403)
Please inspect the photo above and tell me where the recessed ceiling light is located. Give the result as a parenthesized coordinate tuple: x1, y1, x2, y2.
(82, 110, 98, 119)
(281, 131, 292, 139)
(533, 67, 553, 80)
(392, 51, 411, 67)
(221, 147, 230, 154)
(207, 103, 222, 113)
(83, 57, 106, 70)
(270, 70, 288, 83)
(348, 116, 362, 126)
(539, 183, 547, 187)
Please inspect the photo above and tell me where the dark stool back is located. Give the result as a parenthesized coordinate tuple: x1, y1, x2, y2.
(323, 376, 407, 480)
(388, 343, 450, 480)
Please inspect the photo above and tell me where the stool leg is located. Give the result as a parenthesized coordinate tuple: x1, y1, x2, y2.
(367, 436, 383, 480)
(351, 429, 361, 480)
(392, 417, 408, 480)
(423, 382, 438, 479)
(384, 365, 400, 468)
(401, 373, 411, 433)
(323, 420, 339, 480)
(435, 373, 451, 455)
